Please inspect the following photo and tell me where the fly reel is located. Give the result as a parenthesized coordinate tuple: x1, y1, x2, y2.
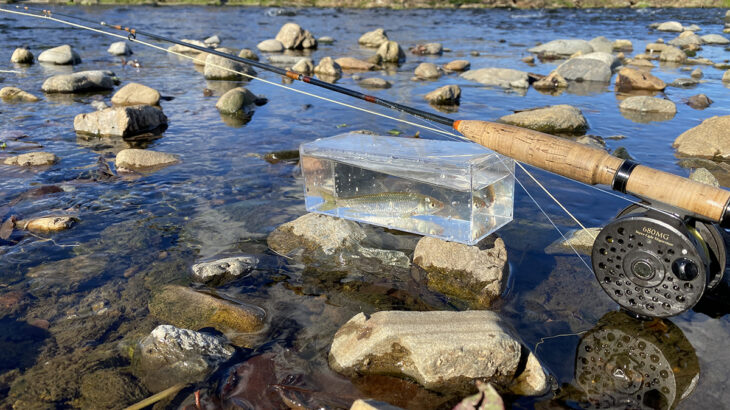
(592, 204, 726, 318)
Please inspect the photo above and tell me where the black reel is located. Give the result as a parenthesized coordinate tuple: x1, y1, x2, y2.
(592, 204, 726, 318)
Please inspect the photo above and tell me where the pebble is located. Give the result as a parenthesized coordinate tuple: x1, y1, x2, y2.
(461, 67, 529, 89)
(442, 59, 470, 71)
(42, 70, 115, 93)
(257, 39, 284, 52)
(192, 256, 258, 284)
(107, 41, 132, 56)
(358, 28, 389, 48)
(424, 84, 460, 105)
(0, 86, 40, 102)
(37, 45, 81, 65)
(215, 87, 259, 115)
(111, 83, 161, 106)
(499, 105, 588, 135)
(74, 105, 167, 137)
(358, 77, 392, 89)
(115, 149, 179, 172)
(3, 152, 57, 166)
(314, 56, 343, 78)
(673, 116, 730, 159)
(335, 57, 375, 71)
(521, 55, 535, 64)
(376, 41, 405, 63)
(414, 62, 441, 79)
(10, 47, 34, 64)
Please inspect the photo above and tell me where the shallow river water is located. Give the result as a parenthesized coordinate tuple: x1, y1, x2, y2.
(2, 5, 730, 409)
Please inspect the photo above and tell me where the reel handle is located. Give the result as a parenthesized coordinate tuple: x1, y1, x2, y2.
(454, 120, 730, 227)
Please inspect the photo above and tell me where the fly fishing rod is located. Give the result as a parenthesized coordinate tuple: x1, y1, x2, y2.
(3, 5, 730, 319)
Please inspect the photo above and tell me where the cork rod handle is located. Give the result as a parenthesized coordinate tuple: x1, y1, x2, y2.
(454, 120, 730, 225)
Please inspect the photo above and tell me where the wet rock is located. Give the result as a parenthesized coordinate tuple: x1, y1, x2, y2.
(42, 70, 114, 93)
(168, 39, 208, 55)
(414, 235, 506, 308)
(74, 105, 167, 137)
(545, 227, 601, 256)
(359, 77, 392, 89)
(111, 83, 160, 106)
(499, 105, 587, 135)
(10, 47, 34, 64)
(329, 310, 548, 395)
(528, 39, 593, 57)
(204, 35, 221, 47)
(575, 135, 607, 149)
(615, 67, 666, 91)
(461, 67, 529, 89)
(215, 87, 259, 115)
(37, 44, 81, 65)
(626, 58, 656, 69)
(135, 325, 234, 392)
(659, 46, 686, 63)
(107, 41, 132, 56)
(687, 94, 712, 110)
(521, 55, 535, 64)
(556, 58, 612, 82)
(366, 54, 383, 66)
(376, 41, 405, 63)
(443, 59, 470, 71)
(690, 168, 720, 187)
(292, 57, 314, 74)
(275, 22, 317, 49)
(701, 34, 729, 45)
(424, 84, 460, 105)
(351, 399, 403, 410)
(204, 50, 257, 80)
(16, 216, 77, 233)
(238, 48, 258, 61)
(358, 28, 389, 48)
(414, 62, 441, 79)
(656, 21, 684, 32)
(645, 42, 668, 53)
(690, 67, 703, 78)
(612, 146, 633, 160)
(574, 51, 619, 71)
(314, 56, 343, 78)
(724, 70, 730, 82)
(670, 77, 699, 87)
(257, 39, 284, 52)
(192, 256, 257, 284)
(0, 86, 40, 102)
(673, 116, 730, 159)
(148, 285, 265, 336)
(612, 39, 633, 51)
(268, 213, 366, 256)
(668, 31, 702, 48)
(588, 36, 613, 53)
(619, 96, 676, 115)
(318, 36, 335, 44)
(78, 369, 146, 409)
(687, 57, 714, 65)
(533, 71, 568, 90)
(685, 24, 701, 32)
(335, 57, 376, 71)
(91, 100, 108, 111)
(3, 152, 57, 166)
(115, 149, 179, 172)
(410, 42, 442, 55)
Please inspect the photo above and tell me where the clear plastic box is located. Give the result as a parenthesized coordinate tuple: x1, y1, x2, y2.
(299, 132, 515, 245)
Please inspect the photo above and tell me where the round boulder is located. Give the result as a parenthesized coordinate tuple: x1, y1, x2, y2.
(215, 87, 259, 115)
(556, 58, 612, 82)
(275, 22, 316, 49)
(424, 84, 460, 105)
(204, 49, 257, 80)
(257, 39, 284, 53)
(291, 57, 314, 74)
(37, 45, 81, 65)
(107, 41, 132, 56)
(358, 28, 388, 48)
(0, 86, 40, 102)
(414, 62, 441, 79)
(314, 56, 342, 78)
(111, 83, 160, 106)
(376, 41, 405, 63)
(499, 105, 588, 135)
(10, 47, 34, 64)
(673, 116, 730, 159)
(656, 21, 684, 32)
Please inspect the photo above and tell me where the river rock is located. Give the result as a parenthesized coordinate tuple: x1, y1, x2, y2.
(318, 36, 335, 44)
(615, 67, 666, 91)
(619, 96, 676, 114)
(107, 41, 132, 56)
(37, 45, 81, 65)
(533, 71, 568, 90)
(690, 67, 703, 78)
(626, 58, 656, 69)
(10, 47, 34, 64)
(690, 168, 720, 187)
(275, 22, 316, 49)
(670, 77, 699, 87)
(267, 54, 310, 66)
(410, 42, 443, 55)
(376, 41, 405, 63)
(414, 235, 506, 308)
(657, 21, 684, 32)
(74, 105, 167, 137)
(499, 105, 587, 135)
(292, 57, 314, 74)
(42, 70, 114, 93)
(215, 87, 259, 115)
(414, 62, 441, 79)
(16, 216, 77, 233)
(358, 77, 392, 89)
(192, 256, 258, 284)
(528, 39, 593, 57)
(701, 34, 729, 45)
(443, 59, 470, 71)
(238, 48, 258, 61)
(115, 149, 179, 172)
(645, 42, 668, 53)
(612, 39, 633, 51)
(358, 28, 388, 48)
(461, 67, 529, 89)
(335, 57, 375, 71)
(424, 84, 460, 105)
(204, 35, 221, 47)
(673, 116, 730, 159)
(314, 56, 342, 77)
(545, 227, 601, 256)
(556, 58, 612, 82)
(168, 39, 208, 55)
(687, 94, 712, 109)
(149, 285, 265, 337)
(0, 86, 39, 102)
(3, 152, 57, 166)
(659, 46, 686, 63)
(588, 36, 613, 53)
(575, 51, 619, 71)
(724, 70, 730, 82)
(668, 31, 703, 48)
(257, 39, 284, 52)
(329, 310, 548, 395)
(204, 51, 257, 80)
(111, 83, 160, 106)
(267, 213, 366, 257)
(136, 325, 234, 392)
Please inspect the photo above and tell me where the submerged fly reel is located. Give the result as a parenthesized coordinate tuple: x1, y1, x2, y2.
(592, 204, 727, 318)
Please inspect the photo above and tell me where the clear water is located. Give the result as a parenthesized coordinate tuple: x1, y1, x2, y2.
(1, 5, 730, 409)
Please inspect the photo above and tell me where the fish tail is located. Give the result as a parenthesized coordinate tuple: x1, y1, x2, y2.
(313, 187, 337, 211)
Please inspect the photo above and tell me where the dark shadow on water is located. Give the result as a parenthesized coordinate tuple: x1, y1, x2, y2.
(0, 317, 50, 373)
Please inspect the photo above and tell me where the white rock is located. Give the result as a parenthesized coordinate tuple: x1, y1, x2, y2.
(528, 39, 593, 57)
(37, 45, 81, 65)
(74, 106, 167, 137)
(461, 67, 529, 89)
(656, 21, 684, 32)
(107, 41, 132, 56)
(192, 256, 258, 282)
(42, 70, 114, 93)
(115, 149, 179, 171)
(257, 39, 284, 52)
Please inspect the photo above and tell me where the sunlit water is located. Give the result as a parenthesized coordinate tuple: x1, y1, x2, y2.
(1, 5, 730, 409)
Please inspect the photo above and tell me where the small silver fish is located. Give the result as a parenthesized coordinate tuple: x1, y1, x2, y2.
(317, 190, 444, 216)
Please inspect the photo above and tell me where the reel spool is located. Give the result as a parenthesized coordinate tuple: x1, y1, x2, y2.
(574, 311, 699, 409)
(592, 204, 726, 318)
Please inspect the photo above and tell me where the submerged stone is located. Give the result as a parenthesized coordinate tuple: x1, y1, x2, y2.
(115, 149, 179, 172)
(3, 152, 57, 166)
(192, 256, 258, 284)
